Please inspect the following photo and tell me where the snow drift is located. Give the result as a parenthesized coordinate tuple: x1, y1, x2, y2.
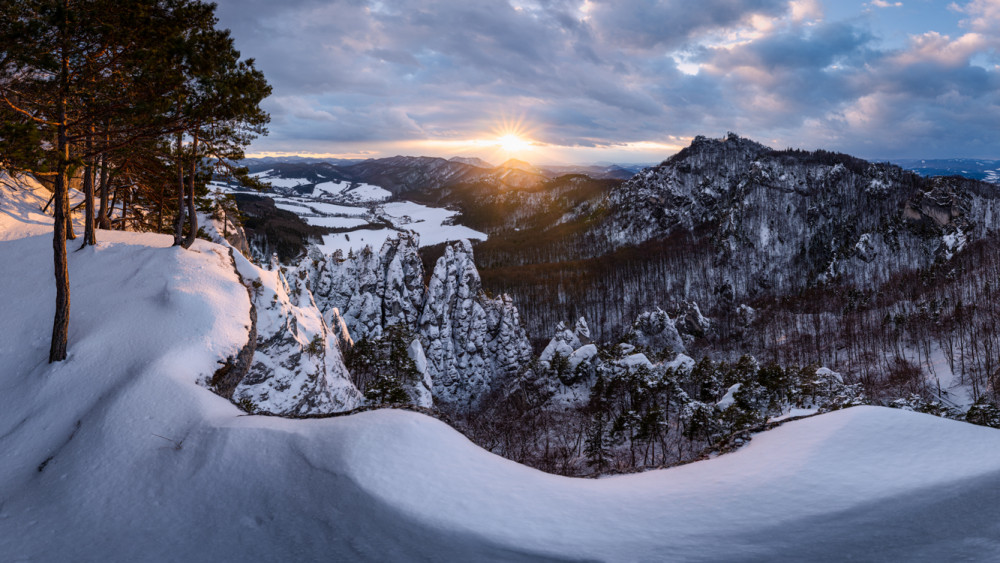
(3, 176, 1000, 561)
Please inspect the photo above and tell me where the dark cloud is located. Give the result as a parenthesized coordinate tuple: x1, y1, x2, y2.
(585, 0, 787, 50)
(706, 21, 875, 71)
(213, 0, 1000, 160)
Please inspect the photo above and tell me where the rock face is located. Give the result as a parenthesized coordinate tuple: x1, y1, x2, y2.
(539, 318, 590, 371)
(406, 338, 434, 408)
(418, 240, 533, 410)
(627, 308, 684, 355)
(534, 315, 683, 409)
(232, 263, 362, 415)
(311, 234, 424, 341)
(306, 235, 533, 411)
(210, 249, 259, 399)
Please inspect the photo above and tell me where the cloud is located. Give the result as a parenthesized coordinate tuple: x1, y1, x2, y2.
(213, 0, 1000, 161)
(868, 0, 902, 8)
(950, 0, 1000, 34)
(583, 0, 788, 50)
(789, 0, 824, 22)
(889, 31, 989, 67)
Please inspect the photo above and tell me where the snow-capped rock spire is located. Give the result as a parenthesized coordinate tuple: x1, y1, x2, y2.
(418, 240, 533, 410)
(233, 263, 362, 415)
(310, 234, 426, 341)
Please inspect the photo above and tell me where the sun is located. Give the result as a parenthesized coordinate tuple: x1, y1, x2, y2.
(496, 133, 532, 154)
(489, 115, 539, 158)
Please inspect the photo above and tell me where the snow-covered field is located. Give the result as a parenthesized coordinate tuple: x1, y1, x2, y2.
(313, 180, 391, 202)
(212, 174, 487, 255)
(273, 198, 368, 217)
(4, 176, 1000, 561)
(382, 200, 490, 247)
(302, 216, 371, 229)
(316, 227, 401, 255)
(273, 196, 487, 255)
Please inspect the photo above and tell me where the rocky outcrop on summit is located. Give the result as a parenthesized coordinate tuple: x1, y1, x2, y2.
(418, 240, 533, 410)
(232, 262, 362, 416)
(599, 133, 1000, 304)
(606, 134, 773, 242)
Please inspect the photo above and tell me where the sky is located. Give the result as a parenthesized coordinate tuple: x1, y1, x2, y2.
(213, 0, 1000, 165)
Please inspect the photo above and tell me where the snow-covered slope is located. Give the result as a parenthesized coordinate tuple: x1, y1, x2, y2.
(4, 176, 1000, 561)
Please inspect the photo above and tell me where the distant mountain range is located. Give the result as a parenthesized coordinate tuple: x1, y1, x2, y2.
(237, 155, 648, 195)
(241, 156, 365, 166)
(237, 155, 1000, 189)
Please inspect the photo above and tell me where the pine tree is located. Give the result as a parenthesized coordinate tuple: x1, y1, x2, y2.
(345, 326, 422, 406)
(364, 372, 410, 406)
(584, 412, 612, 473)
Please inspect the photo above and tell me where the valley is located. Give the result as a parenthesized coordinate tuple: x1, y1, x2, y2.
(192, 134, 1000, 478)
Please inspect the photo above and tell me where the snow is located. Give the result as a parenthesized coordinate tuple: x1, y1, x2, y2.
(264, 176, 310, 189)
(302, 216, 371, 229)
(770, 407, 820, 422)
(0, 173, 57, 240)
(291, 200, 370, 216)
(381, 201, 487, 247)
(310, 200, 489, 255)
(621, 352, 654, 371)
(5, 176, 1000, 560)
(942, 231, 967, 260)
(666, 353, 696, 371)
(273, 199, 369, 217)
(230, 249, 361, 415)
(265, 191, 487, 254)
(568, 343, 598, 371)
(815, 366, 844, 383)
(407, 338, 434, 408)
(313, 180, 391, 202)
(717, 383, 741, 408)
(317, 228, 399, 255)
(539, 321, 584, 368)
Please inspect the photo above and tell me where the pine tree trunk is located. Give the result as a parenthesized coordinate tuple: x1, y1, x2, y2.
(97, 128, 110, 229)
(121, 186, 129, 230)
(156, 182, 165, 232)
(82, 128, 96, 246)
(181, 133, 199, 249)
(172, 132, 186, 245)
(49, 1, 70, 363)
(108, 184, 118, 225)
(64, 181, 76, 240)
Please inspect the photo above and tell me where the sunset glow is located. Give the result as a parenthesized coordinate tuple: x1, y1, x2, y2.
(488, 115, 538, 159)
(496, 133, 532, 154)
(215, 0, 1000, 162)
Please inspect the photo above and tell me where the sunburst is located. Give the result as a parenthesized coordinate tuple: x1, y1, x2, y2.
(490, 115, 538, 157)
(496, 133, 532, 153)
